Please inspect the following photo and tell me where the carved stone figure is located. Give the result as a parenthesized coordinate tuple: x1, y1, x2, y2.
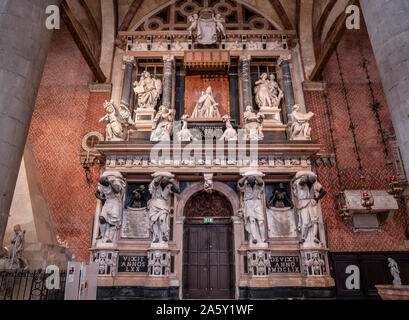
(127, 185, 147, 209)
(247, 251, 270, 276)
(254, 73, 283, 110)
(292, 171, 327, 245)
(187, 14, 199, 37)
(304, 251, 326, 276)
(151, 106, 175, 142)
(99, 100, 128, 141)
(176, 114, 196, 142)
(243, 106, 264, 140)
(133, 71, 163, 109)
(95, 171, 127, 243)
(268, 74, 283, 109)
(289, 104, 314, 141)
(148, 250, 170, 276)
(8, 225, 27, 270)
(238, 172, 266, 245)
(220, 115, 238, 141)
(214, 14, 226, 36)
(187, 9, 226, 45)
(148, 173, 180, 244)
(268, 183, 293, 209)
(191, 86, 221, 119)
(203, 173, 213, 193)
(388, 258, 402, 286)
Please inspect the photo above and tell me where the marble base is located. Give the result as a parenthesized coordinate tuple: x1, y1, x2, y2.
(249, 242, 268, 249)
(150, 242, 169, 249)
(259, 107, 286, 131)
(134, 109, 156, 131)
(376, 285, 409, 300)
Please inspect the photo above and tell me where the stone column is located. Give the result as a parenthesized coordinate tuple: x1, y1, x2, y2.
(0, 0, 62, 246)
(162, 55, 175, 108)
(279, 55, 295, 123)
(360, 0, 409, 180)
(120, 56, 135, 109)
(239, 55, 252, 109)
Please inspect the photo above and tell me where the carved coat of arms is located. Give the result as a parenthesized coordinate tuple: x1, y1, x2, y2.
(188, 9, 226, 45)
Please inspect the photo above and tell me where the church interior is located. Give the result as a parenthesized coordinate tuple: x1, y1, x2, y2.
(0, 0, 409, 300)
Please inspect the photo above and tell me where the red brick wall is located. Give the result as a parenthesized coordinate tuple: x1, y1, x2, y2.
(28, 25, 108, 261)
(306, 25, 409, 252)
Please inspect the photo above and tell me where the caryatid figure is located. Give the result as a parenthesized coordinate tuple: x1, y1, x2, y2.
(238, 172, 266, 244)
(292, 172, 327, 245)
(148, 173, 180, 244)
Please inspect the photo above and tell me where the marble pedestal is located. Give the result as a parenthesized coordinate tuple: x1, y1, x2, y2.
(134, 109, 156, 131)
(259, 107, 287, 132)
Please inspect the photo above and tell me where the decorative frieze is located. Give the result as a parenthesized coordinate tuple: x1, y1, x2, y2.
(148, 250, 171, 277)
(93, 251, 118, 276)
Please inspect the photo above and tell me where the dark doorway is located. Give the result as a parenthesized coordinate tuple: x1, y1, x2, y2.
(182, 191, 235, 299)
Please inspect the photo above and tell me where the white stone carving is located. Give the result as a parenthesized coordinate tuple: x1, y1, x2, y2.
(187, 9, 226, 45)
(388, 258, 402, 286)
(151, 106, 175, 142)
(204, 173, 213, 193)
(191, 86, 221, 119)
(133, 71, 163, 110)
(95, 171, 127, 244)
(289, 104, 314, 141)
(220, 115, 238, 141)
(243, 106, 264, 141)
(99, 100, 132, 141)
(8, 225, 27, 270)
(247, 41, 258, 50)
(254, 73, 283, 110)
(292, 172, 327, 246)
(302, 251, 326, 276)
(176, 114, 196, 142)
(93, 251, 118, 276)
(148, 172, 180, 245)
(247, 250, 270, 276)
(148, 250, 170, 276)
(238, 172, 266, 245)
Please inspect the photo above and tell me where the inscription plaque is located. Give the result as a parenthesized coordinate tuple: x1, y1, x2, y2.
(121, 208, 150, 239)
(270, 256, 301, 273)
(117, 255, 148, 273)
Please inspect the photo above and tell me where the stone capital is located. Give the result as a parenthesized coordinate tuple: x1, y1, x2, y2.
(278, 54, 292, 66)
(239, 54, 252, 62)
(122, 55, 136, 69)
(163, 55, 175, 63)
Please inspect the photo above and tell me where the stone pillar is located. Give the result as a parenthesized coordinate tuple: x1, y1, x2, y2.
(239, 55, 252, 109)
(279, 55, 295, 123)
(120, 56, 135, 109)
(162, 55, 175, 108)
(0, 0, 61, 246)
(360, 0, 409, 180)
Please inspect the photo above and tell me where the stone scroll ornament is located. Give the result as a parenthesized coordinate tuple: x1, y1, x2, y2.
(99, 100, 134, 141)
(289, 104, 314, 141)
(187, 9, 226, 45)
(292, 171, 327, 246)
(133, 71, 163, 110)
(95, 171, 127, 243)
(148, 173, 180, 245)
(238, 172, 267, 245)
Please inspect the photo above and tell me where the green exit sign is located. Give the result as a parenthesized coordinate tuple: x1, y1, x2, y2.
(204, 218, 214, 224)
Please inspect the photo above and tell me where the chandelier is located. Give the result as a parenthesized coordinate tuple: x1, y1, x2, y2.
(387, 176, 404, 199)
(360, 176, 374, 211)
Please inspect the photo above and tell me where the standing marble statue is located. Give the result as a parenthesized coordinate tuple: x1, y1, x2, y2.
(243, 106, 264, 140)
(388, 258, 402, 286)
(151, 106, 175, 142)
(220, 115, 238, 141)
(8, 225, 27, 270)
(292, 172, 327, 245)
(95, 172, 127, 243)
(289, 104, 314, 141)
(191, 86, 221, 119)
(133, 71, 163, 109)
(254, 73, 283, 110)
(100, 100, 133, 141)
(148, 173, 180, 244)
(238, 172, 266, 245)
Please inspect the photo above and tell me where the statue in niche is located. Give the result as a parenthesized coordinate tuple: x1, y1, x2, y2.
(238, 172, 266, 245)
(151, 106, 175, 142)
(243, 106, 264, 140)
(388, 258, 402, 286)
(305, 252, 326, 276)
(100, 100, 133, 141)
(176, 114, 196, 142)
(148, 173, 180, 244)
(187, 9, 226, 45)
(191, 86, 221, 119)
(127, 185, 147, 209)
(268, 183, 293, 209)
(133, 71, 163, 110)
(8, 225, 27, 270)
(289, 104, 314, 141)
(254, 73, 283, 110)
(95, 172, 126, 243)
(220, 115, 238, 141)
(292, 171, 327, 245)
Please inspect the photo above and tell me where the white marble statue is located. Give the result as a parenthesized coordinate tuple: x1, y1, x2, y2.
(191, 86, 221, 119)
(238, 172, 266, 245)
(268, 74, 283, 108)
(214, 14, 226, 37)
(388, 258, 402, 286)
(151, 106, 175, 142)
(289, 104, 314, 141)
(99, 100, 129, 141)
(187, 9, 226, 45)
(148, 173, 180, 244)
(133, 71, 163, 109)
(95, 171, 127, 243)
(176, 114, 196, 142)
(220, 115, 238, 141)
(187, 14, 199, 37)
(292, 171, 327, 245)
(254, 73, 283, 110)
(243, 106, 264, 140)
(8, 225, 27, 270)
(204, 173, 213, 193)
(305, 252, 326, 276)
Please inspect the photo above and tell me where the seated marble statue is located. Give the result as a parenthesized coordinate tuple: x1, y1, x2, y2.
(220, 115, 238, 141)
(243, 106, 264, 141)
(151, 106, 175, 142)
(191, 86, 221, 119)
(176, 114, 196, 142)
(99, 100, 126, 141)
(133, 71, 163, 109)
(289, 104, 314, 141)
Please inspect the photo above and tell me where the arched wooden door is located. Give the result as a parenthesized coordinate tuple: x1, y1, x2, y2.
(183, 191, 235, 299)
